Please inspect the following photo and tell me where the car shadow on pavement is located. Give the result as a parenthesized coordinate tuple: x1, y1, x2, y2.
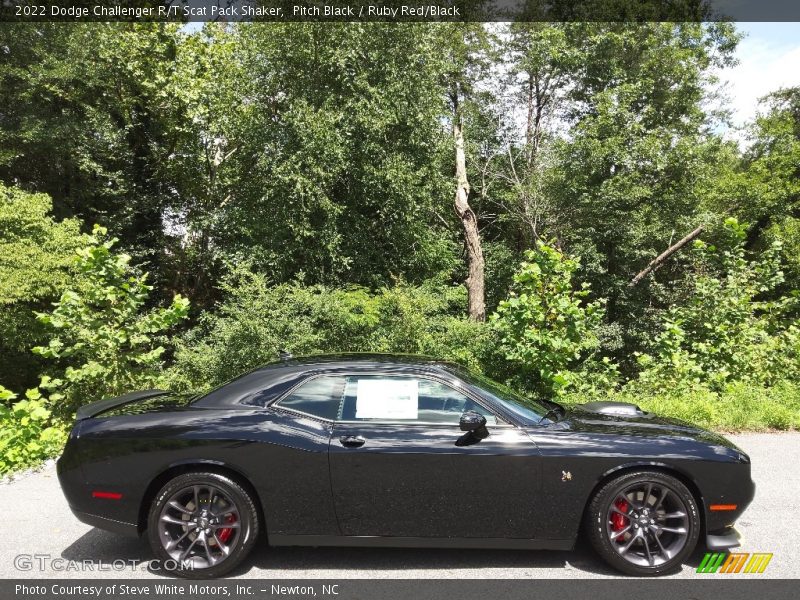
(61, 528, 151, 562)
(62, 527, 706, 579)
(60, 528, 171, 577)
(231, 536, 622, 578)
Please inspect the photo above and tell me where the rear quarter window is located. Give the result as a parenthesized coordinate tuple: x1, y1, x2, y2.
(275, 376, 345, 420)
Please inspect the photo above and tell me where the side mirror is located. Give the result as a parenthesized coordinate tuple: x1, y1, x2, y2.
(460, 410, 487, 432)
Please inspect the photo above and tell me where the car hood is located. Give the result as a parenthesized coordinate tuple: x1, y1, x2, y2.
(562, 403, 742, 451)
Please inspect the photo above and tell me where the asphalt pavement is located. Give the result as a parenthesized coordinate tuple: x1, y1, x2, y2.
(1, 433, 797, 579)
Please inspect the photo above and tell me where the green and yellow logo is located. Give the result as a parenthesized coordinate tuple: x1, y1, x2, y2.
(697, 552, 773, 574)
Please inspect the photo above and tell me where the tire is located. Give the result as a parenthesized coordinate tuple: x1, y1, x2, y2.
(147, 472, 260, 578)
(585, 470, 700, 576)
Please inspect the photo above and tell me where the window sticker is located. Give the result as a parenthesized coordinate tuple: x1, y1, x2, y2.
(355, 378, 418, 420)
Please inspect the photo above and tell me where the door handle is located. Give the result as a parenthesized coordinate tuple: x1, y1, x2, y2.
(339, 435, 366, 448)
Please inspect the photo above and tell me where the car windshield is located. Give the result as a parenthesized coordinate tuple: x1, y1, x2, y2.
(447, 367, 561, 425)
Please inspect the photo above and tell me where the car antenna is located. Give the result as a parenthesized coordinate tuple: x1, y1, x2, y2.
(279, 349, 293, 361)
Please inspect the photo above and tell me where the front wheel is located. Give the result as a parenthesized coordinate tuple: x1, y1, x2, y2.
(585, 470, 700, 576)
(147, 472, 260, 578)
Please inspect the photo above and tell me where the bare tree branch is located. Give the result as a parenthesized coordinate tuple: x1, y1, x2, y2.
(628, 225, 705, 287)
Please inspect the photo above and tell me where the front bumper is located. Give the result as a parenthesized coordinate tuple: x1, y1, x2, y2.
(706, 526, 742, 551)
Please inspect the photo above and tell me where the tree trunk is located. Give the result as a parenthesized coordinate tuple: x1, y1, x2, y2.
(453, 101, 486, 321)
(628, 225, 704, 287)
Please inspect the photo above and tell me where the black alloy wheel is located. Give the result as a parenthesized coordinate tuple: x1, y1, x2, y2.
(148, 472, 259, 578)
(586, 470, 700, 576)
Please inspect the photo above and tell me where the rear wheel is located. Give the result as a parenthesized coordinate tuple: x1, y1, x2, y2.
(147, 472, 259, 578)
(585, 470, 700, 576)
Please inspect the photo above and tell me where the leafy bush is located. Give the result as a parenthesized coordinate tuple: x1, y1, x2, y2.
(633, 218, 800, 393)
(32, 226, 190, 412)
(163, 267, 495, 392)
(0, 183, 86, 391)
(0, 384, 68, 476)
(0, 183, 86, 305)
(490, 242, 610, 396)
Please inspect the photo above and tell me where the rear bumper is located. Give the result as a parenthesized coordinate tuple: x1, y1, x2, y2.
(706, 526, 742, 551)
(58, 436, 141, 538)
(69, 507, 140, 537)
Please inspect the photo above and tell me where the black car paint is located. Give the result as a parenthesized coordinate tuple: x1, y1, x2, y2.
(57, 354, 754, 551)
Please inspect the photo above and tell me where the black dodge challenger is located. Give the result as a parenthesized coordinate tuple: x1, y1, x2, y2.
(57, 354, 754, 578)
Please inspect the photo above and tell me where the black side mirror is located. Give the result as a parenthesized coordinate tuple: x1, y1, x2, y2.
(459, 410, 487, 432)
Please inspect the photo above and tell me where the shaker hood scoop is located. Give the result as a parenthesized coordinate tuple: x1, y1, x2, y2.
(579, 401, 648, 417)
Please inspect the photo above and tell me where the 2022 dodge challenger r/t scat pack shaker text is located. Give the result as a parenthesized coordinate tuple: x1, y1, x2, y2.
(57, 354, 754, 578)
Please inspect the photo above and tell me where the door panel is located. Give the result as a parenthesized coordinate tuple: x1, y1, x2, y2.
(329, 421, 542, 538)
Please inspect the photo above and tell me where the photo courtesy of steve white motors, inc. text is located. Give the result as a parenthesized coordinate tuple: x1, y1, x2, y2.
(15, 583, 339, 597)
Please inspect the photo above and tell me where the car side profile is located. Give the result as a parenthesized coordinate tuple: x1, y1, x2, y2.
(57, 354, 754, 577)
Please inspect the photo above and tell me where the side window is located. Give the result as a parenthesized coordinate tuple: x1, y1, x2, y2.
(418, 379, 497, 424)
(276, 376, 345, 420)
(339, 375, 497, 425)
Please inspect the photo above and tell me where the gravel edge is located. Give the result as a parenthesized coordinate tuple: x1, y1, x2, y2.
(0, 457, 57, 485)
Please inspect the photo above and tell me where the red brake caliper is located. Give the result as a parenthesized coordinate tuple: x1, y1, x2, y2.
(611, 498, 629, 543)
(217, 513, 237, 543)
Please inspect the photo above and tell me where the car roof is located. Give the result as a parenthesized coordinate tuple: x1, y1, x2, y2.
(260, 352, 459, 370)
(192, 353, 465, 408)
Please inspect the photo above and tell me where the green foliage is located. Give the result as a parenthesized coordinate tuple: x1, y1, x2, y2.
(491, 243, 608, 395)
(561, 380, 800, 432)
(0, 182, 86, 304)
(164, 267, 493, 392)
(766, 217, 800, 286)
(32, 226, 190, 411)
(718, 87, 800, 289)
(0, 183, 87, 390)
(536, 23, 739, 358)
(0, 23, 187, 274)
(633, 218, 800, 392)
(0, 384, 68, 476)
(742, 89, 800, 220)
(192, 23, 458, 289)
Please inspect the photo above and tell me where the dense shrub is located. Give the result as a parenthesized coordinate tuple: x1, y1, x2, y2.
(0, 183, 86, 391)
(0, 227, 191, 473)
(163, 267, 495, 392)
(552, 218, 800, 431)
(32, 226, 190, 412)
(633, 218, 800, 393)
(491, 242, 611, 396)
(0, 384, 68, 476)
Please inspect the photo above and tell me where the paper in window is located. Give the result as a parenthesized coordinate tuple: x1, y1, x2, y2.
(355, 378, 418, 419)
